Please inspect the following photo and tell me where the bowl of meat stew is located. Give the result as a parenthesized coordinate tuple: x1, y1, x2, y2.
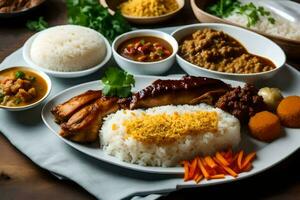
(112, 29, 178, 75)
(171, 23, 286, 83)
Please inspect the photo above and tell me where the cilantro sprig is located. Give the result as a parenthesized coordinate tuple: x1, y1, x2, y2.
(66, 0, 131, 42)
(101, 67, 135, 98)
(26, 17, 48, 31)
(207, 0, 275, 27)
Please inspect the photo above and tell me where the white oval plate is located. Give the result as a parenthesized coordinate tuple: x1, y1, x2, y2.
(22, 26, 112, 78)
(42, 75, 300, 177)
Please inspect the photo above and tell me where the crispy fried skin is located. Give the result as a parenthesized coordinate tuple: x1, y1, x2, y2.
(51, 90, 102, 123)
(60, 97, 119, 143)
(129, 76, 230, 109)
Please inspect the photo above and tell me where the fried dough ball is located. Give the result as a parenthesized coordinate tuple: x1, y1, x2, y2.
(277, 96, 300, 128)
(248, 111, 282, 142)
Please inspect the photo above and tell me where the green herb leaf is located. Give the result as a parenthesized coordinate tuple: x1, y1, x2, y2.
(66, 0, 131, 42)
(268, 17, 275, 24)
(140, 39, 145, 45)
(101, 67, 135, 98)
(0, 93, 4, 102)
(15, 71, 25, 79)
(207, 0, 275, 27)
(15, 98, 22, 104)
(26, 17, 48, 31)
(157, 49, 164, 56)
(27, 76, 36, 82)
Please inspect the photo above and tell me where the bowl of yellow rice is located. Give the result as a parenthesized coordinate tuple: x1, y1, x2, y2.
(100, 0, 185, 24)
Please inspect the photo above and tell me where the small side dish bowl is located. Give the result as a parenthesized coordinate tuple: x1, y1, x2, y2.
(22, 25, 112, 78)
(171, 23, 286, 83)
(100, 0, 185, 24)
(112, 29, 178, 75)
(0, 66, 51, 111)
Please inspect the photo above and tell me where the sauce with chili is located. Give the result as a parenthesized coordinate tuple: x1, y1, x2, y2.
(118, 36, 173, 62)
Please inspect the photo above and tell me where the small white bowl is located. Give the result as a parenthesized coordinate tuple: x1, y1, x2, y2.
(112, 30, 178, 75)
(0, 66, 52, 111)
(171, 23, 286, 83)
(22, 27, 112, 78)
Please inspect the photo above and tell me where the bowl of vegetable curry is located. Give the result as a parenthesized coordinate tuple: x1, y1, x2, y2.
(0, 66, 51, 111)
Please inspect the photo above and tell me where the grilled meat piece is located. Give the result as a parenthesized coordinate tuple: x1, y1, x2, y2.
(129, 76, 231, 109)
(51, 90, 102, 123)
(59, 96, 119, 143)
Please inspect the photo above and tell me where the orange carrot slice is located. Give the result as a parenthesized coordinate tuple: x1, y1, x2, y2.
(237, 150, 244, 170)
(188, 158, 198, 179)
(183, 161, 190, 181)
(243, 163, 253, 172)
(198, 158, 210, 179)
(216, 152, 230, 166)
(210, 174, 225, 179)
(195, 174, 203, 183)
(242, 152, 256, 169)
(204, 156, 217, 169)
(223, 166, 238, 177)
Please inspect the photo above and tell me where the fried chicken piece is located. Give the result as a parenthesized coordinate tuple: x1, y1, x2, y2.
(59, 97, 119, 143)
(51, 90, 102, 123)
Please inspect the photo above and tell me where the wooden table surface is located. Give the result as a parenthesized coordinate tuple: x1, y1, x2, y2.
(0, 0, 299, 199)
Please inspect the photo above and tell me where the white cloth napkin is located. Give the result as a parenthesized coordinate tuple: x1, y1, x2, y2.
(0, 46, 187, 200)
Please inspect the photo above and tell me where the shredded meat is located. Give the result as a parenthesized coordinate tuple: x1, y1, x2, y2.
(179, 29, 276, 74)
(215, 84, 266, 123)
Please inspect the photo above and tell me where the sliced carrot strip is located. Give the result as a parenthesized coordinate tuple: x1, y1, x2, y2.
(193, 173, 200, 181)
(242, 152, 256, 169)
(237, 150, 244, 170)
(216, 152, 230, 166)
(223, 166, 238, 177)
(195, 174, 203, 183)
(204, 156, 217, 169)
(210, 174, 225, 179)
(243, 163, 253, 172)
(183, 161, 190, 181)
(182, 150, 256, 183)
(198, 158, 210, 179)
(188, 158, 198, 179)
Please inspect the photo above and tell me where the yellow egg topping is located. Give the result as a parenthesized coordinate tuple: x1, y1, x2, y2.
(123, 111, 218, 145)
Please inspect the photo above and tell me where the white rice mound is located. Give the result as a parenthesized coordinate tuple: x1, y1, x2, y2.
(30, 25, 106, 72)
(225, 12, 300, 41)
(100, 104, 241, 167)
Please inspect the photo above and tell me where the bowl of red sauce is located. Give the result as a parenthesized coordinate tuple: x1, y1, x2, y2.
(112, 29, 178, 75)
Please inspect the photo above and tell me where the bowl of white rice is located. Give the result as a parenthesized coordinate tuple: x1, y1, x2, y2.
(23, 25, 112, 78)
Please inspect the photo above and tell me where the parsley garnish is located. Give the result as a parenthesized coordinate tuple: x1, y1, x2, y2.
(101, 67, 135, 98)
(0, 93, 4, 102)
(207, 0, 275, 27)
(15, 98, 22, 105)
(26, 17, 48, 31)
(15, 71, 25, 79)
(66, 0, 131, 42)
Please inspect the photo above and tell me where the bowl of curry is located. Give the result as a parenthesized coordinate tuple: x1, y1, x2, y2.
(0, 66, 51, 111)
(172, 23, 286, 83)
(112, 29, 178, 75)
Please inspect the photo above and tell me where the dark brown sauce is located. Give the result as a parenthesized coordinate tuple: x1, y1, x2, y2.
(117, 36, 173, 62)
